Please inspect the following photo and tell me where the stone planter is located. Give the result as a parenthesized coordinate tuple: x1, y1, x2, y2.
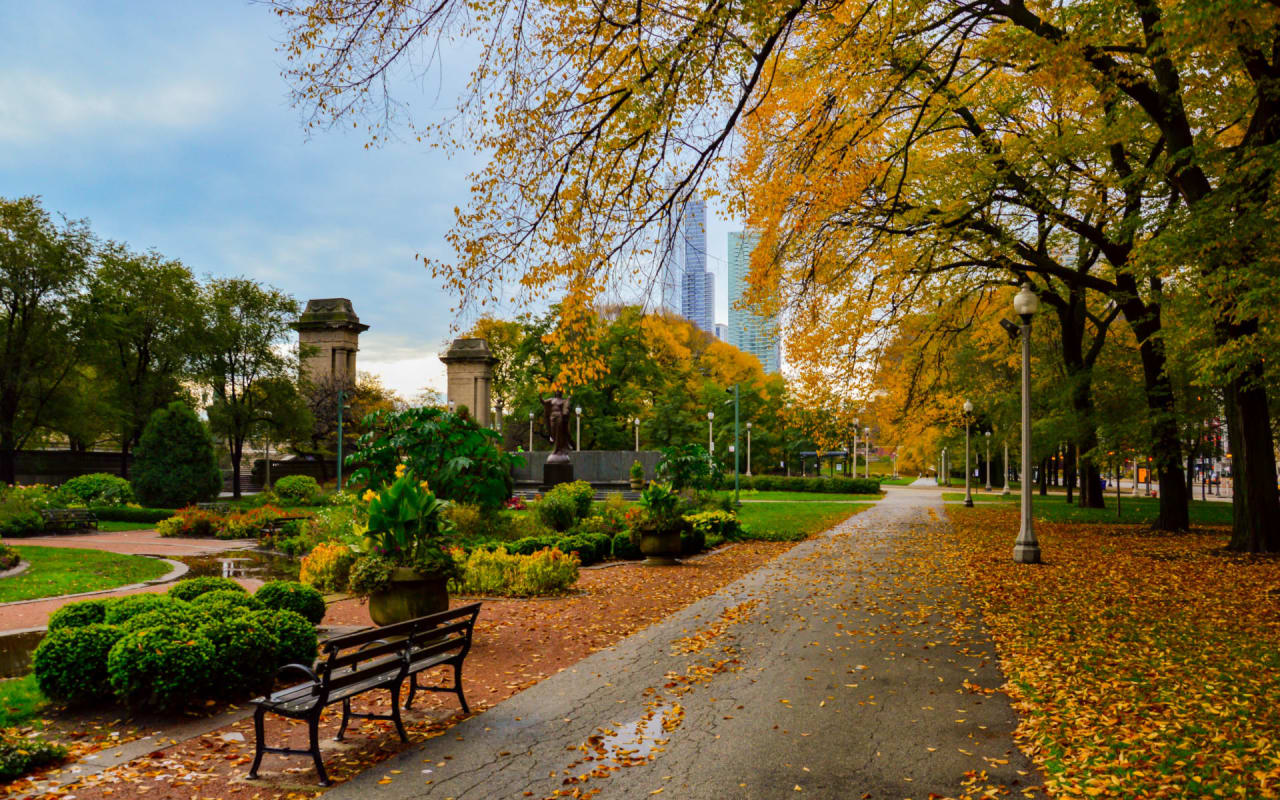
(638, 530, 682, 566)
(630, 477, 644, 490)
(368, 567, 449, 626)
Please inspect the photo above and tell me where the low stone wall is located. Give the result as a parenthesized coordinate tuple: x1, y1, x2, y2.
(512, 450, 662, 485)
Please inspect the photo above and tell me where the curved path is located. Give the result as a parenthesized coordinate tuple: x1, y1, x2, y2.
(326, 486, 1038, 799)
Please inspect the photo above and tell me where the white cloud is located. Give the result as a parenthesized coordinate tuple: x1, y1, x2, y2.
(0, 72, 227, 145)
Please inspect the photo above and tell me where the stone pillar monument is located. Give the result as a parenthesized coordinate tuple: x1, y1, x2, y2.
(440, 338, 495, 428)
(293, 299, 369, 387)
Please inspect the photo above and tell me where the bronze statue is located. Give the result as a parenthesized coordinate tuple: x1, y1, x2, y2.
(542, 391, 575, 457)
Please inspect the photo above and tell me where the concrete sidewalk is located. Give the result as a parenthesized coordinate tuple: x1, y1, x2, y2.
(322, 487, 1038, 799)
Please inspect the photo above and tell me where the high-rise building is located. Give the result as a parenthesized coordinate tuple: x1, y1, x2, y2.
(727, 231, 781, 373)
(658, 194, 714, 334)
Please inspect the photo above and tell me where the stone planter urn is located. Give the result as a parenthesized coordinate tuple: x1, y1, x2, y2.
(368, 567, 449, 626)
(638, 529, 682, 566)
(630, 476, 645, 490)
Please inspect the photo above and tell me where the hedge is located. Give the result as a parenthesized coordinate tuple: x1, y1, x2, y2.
(89, 506, 176, 523)
(738, 475, 881, 494)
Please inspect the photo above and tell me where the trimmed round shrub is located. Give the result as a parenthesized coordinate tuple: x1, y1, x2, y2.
(255, 581, 326, 625)
(33, 623, 123, 704)
(247, 608, 317, 668)
(507, 535, 558, 556)
(192, 589, 263, 615)
(103, 594, 187, 625)
(273, 475, 321, 504)
(612, 531, 641, 560)
(168, 576, 245, 602)
(197, 616, 279, 696)
(119, 603, 210, 634)
(546, 481, 594, 519)
(554, 534, 603, 566)
(57, 473, 134, 506)
(582, 532, 612, 561)
(131, 401, 222, 508)
(47, 598, 109, 631)
(534, 492, 577, 533)
(107, 627, 215, 711)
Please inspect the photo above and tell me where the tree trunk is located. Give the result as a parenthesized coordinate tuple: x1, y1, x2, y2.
(120, 437, 131, 480)
(1128, 321, 1189, 530)
(0, 439, 14, 486)
(1226, 368, 1280, 551)
(231, 438, 243, 500)
(1039, 457, 1048, 496)
(1065, 444, 1076, 504)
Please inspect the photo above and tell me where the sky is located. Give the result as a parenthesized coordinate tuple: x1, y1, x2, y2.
(0, 2, 743, 400)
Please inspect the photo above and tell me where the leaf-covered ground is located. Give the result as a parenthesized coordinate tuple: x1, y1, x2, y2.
(949, 506, 1280, 799)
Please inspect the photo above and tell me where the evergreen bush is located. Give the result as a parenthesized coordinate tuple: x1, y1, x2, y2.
(0, 731, 66, 782)
(192, 589, 263, 615)
(197, 616, 279, 696)
(246, 608, 317, 668)
(107, 627, 215, 711)
(168, 576, 245, 602)
(32, 623, 123, 704)
(611, 531, 642, 560)
(273, 475, 320, 504)
(46, 598, 109, 631)
(255, 581, 326, 624)
(102, 594, 185, 625)
(534, 492, 577, 532)
(131, 402, 222, 508)
(57, 473, 134, 506)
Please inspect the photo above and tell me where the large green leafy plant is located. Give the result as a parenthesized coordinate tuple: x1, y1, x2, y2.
(655, 444, 722, 492)
(346, 406, 521, 510)
(348, 465, 458, 596)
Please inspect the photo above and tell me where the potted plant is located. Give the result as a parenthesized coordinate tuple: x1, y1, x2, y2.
(348, 465, 460, 626)
(630, 481, 685, 566)
(629, 460, 645, 490)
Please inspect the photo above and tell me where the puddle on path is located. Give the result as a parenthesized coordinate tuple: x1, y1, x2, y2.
(174, 550, 299, 581)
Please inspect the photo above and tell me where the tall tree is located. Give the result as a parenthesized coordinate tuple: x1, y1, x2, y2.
(86, 243, 200, 476)
(192, 278, 304, 498)
(0, 197, 93, 483)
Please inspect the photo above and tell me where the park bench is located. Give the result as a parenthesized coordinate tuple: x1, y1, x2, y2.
(196, 502, 232, 515)
(39, 508, 98, 532)
(259, 514, 310, 537)
(247, 602, 481, 786)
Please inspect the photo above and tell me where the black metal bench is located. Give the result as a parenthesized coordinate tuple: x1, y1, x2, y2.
(196, 502, 231, 515)
(39, 508, 98, 532)
(247, 602, 481, 786)
(260, 514, 310, 537)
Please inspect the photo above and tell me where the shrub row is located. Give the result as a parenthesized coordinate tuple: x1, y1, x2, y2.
(35, 579, 324, 710)
(738, 475, 880, 494)
(89, 506, 176, 523)
(449, 547, 580, 597)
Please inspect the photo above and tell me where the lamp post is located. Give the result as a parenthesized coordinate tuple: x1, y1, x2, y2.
(746, 422, 753, 476)
(941, 448, 948, 486)
(707, 411, 714, 456)
(1002, 439, 1010, 496)
(984, 431, 993, 491)
(528, 410, 534, 452)
(575, 406, 582, 451)
(863, 427, 871, 479)
(963, 400, 974, 507)
(336, 388, 346, 491)
(1012, 283, 1040, 564)
(495, 398, 504, 434)
(852, 419, 859, 479)
(633, 417, 640, 451)
(892, 448, 898, 478)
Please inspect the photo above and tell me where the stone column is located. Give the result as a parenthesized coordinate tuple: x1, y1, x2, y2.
(292, 299, 370, 388)
(440, 338, 496, 428)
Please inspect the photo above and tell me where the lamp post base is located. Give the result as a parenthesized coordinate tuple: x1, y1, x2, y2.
(964, 497, 974, 507)
(1013, 542, 1041, 564)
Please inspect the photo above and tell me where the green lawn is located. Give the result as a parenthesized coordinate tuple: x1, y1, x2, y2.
(0, 546, 171, 603)
(737, 502, 872, 541)
(944, 494, 1233, 526)
(877, 476, 916, 486)
(728, 490, 882, 503)
(97, 520, 156, 532)
(942, 492, 1018, 503)
(0, 674, 46, 727)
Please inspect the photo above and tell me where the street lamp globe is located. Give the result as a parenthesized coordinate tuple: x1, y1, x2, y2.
(708, 411, 714, 421)
(746, 422, 752, 430)
(963, 399, 973, 414)
(1013, 283, 1040, 318)
(575, 406, 582, 416)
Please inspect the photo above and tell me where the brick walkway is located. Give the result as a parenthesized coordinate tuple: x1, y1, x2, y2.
(1, 531, 260, 632)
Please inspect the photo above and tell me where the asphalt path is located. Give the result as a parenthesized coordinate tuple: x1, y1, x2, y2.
(323, 487, 1039, 799)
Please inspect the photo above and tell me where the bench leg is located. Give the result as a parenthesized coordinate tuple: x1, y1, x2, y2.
(390, 684, 409, 743)
(453, 660, 470, 714)
(336, 698, 352, 742)
(247, 708, 266, 779)
(404, 675, 418, 710)
(308, 714, 330, 786)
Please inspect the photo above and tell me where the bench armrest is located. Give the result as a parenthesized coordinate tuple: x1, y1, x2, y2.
(275, 663, 319, 684)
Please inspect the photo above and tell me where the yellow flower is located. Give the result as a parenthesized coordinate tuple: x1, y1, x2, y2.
(419, 480, 430, 492)
(362, 489, 377, 502)
(394, 464, 407, 478)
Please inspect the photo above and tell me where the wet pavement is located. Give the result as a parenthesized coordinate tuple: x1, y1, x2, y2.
(324, 486, 1038, 800)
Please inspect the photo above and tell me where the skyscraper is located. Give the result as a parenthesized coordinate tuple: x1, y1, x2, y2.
(727, 231, 781, 373)
(658, 194, 714, 334)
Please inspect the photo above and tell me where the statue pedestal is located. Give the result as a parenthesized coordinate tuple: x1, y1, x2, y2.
(543, 453, 574, 489)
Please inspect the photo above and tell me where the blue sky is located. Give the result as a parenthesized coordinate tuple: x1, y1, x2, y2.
(0, 2, 739, 399)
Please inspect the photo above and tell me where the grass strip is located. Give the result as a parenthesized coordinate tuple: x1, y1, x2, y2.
(0, 546, 170, 603)
(737, 502, 871, 541)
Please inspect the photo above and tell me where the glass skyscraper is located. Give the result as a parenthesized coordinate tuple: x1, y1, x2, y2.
(727, 231, 781, 373)
(659, 195, 714, 334)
